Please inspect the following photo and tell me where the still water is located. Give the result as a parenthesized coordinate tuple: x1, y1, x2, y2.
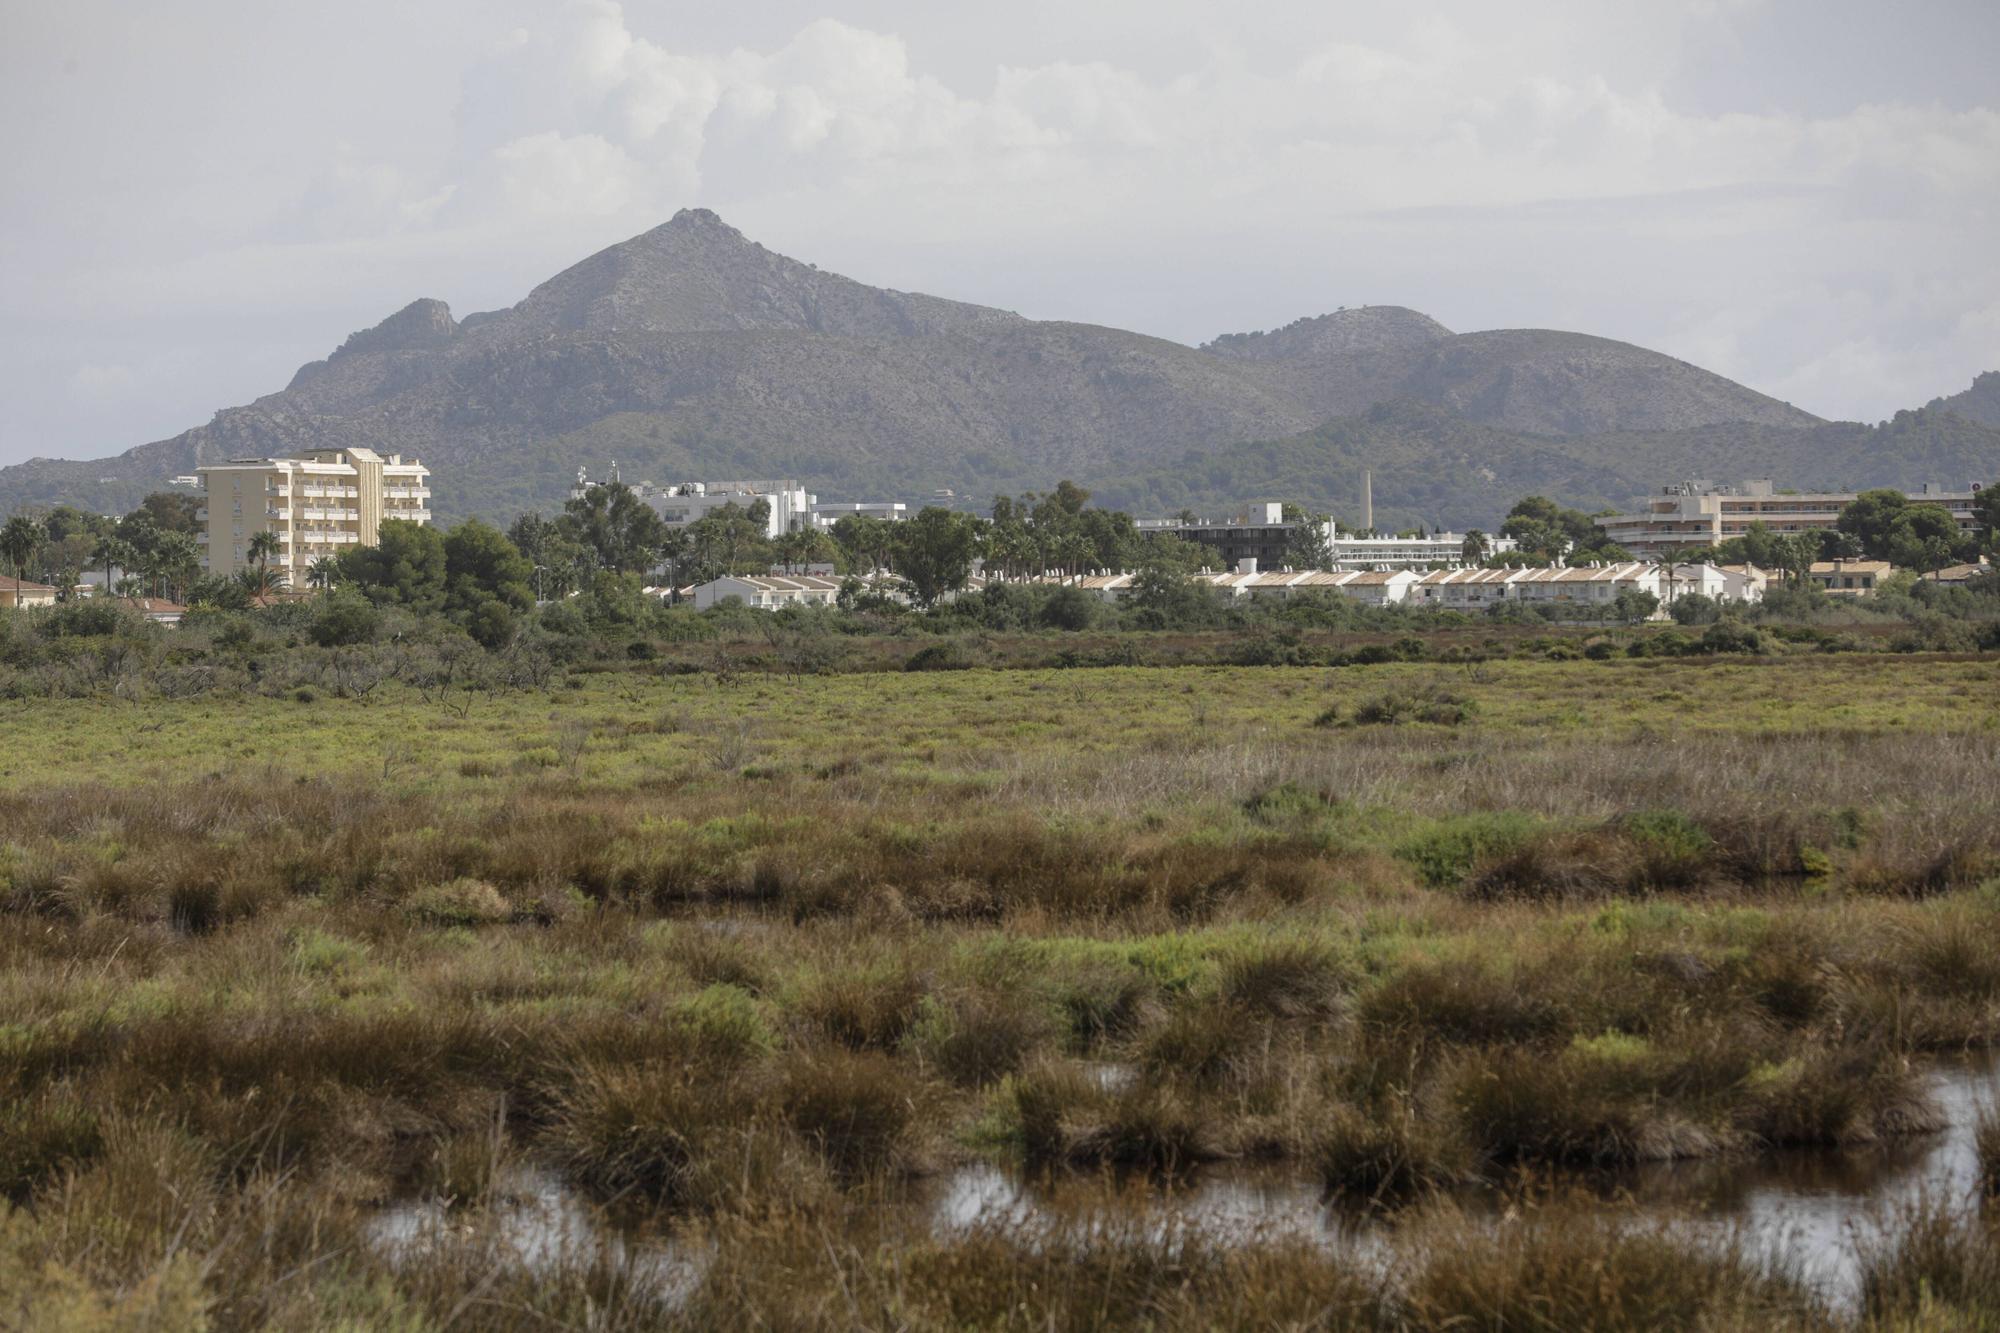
(367, 1056, 1996, 1312)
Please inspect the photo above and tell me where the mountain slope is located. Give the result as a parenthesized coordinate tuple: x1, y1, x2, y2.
(1927, 371, 2000, 429)
(1089, 402, 2000, 533)
(0, 207, 1926, 527)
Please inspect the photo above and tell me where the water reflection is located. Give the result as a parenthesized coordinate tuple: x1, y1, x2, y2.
(364, 1167, 702, 1303)
(362, 1058, 1995, 1314)
(924, 1056, 1999, 1310)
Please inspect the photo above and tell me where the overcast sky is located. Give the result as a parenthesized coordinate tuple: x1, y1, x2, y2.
(4, 0, 1997, 467)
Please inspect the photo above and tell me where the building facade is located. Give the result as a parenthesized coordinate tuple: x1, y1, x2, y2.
(1328, 531, 1517, 570)
(1409, 563, 1668, 610)
(1595, 480, 1987, 559)
(1137, 504, 1508, 571)
(809, 501, 909, 529)
(1135, 504, 1334, 570)
(197, 447, 431, 578)
(1808, 560, 1895, 595)
(690, 573, 843, 609)
(0, 576, 59, 609)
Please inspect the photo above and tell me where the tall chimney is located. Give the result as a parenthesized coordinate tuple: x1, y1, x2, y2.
(1362, 470, 1373, 534)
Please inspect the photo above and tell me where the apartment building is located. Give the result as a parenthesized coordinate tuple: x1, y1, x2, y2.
(197, 447, 432, 578)
(1328, 530, 1518, 570)
(1595, 480, 1986, 559)
(1135, 504, 1332, 570)
(1137, 504, 1507, 572)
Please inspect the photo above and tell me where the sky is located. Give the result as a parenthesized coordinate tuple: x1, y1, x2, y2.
(3, 0, 1997, 467)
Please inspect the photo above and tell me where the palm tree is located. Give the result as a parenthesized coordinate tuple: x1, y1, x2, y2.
(92, 533, 136, 599)
(156, 533, 200, 604)
(1, 515, 43, 586)
(1661, 544, 1703, 609)
(1460, 529, 1490, 567)
(305, 556, 340, 592)
(237, 564, 284, 602)
(1053, 532, 1094, 577)
(247, 529, 281, 573)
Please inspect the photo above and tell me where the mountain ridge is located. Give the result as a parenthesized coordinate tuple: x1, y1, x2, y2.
(3, 209, 1991, 527)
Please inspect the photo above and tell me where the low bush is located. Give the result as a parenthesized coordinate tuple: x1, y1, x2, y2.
(1350, 682, 1473, 726)
(404, 877, 511, 926)
(903, 641, 977, 672)
(1395, 812, 1542, 890)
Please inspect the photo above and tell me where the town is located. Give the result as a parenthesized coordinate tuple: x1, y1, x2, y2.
(4, 455, 1993, 635)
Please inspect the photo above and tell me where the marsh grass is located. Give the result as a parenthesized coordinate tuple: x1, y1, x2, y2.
(1, 656, 1996, 1322)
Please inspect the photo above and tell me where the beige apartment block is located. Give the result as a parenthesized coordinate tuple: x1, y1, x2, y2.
(197, 447, 431, 578)
(1595, 480, 1984, 560)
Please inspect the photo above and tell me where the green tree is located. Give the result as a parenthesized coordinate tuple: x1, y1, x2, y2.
(1836, 489, 1909, 560)
(1500, 496, 1623, 564)
(337, 519, 447, 611)
(1460, 529, 1489, 565)
(508, 512, 589, 599)
(1975, 485, 2000, 555)
(1886, 505, 1973, 577)
(681, 502, 774, 581)
(1610, 587, 1660, 624)
(1282, 512, 1334, 572)
(830, 515, 898, 577)
(1040, 585, 1098, 631)
(559, 482, 670, 574)
(893, 508, 985, 609)
(126, 492, 203, 535)
(1126, 564, 1218, 629)
(443, 519, 534, 648)
(308, 589, 382, 646)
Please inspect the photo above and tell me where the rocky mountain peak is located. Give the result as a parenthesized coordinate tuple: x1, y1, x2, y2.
(505, 210, 1018, 339)
(1203, 306, 1454, 362)
(333, 298, 458, 359)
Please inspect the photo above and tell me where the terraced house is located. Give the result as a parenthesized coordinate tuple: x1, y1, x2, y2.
(197, 448, 431, 578)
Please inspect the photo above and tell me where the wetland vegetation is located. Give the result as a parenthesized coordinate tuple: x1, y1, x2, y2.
(3, 605, 1999, 1328)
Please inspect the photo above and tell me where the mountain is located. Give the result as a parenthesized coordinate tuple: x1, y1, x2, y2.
(1927, 372, 2000, 430)
(3, 208, 1986, 528)
(1092, 401, 2000, 533)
